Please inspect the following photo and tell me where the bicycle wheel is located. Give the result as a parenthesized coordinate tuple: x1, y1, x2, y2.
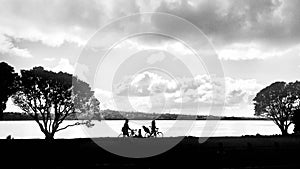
(144, 133, 151, 138)
(156, 132, 163, 138)
(129, 129, 137, 137)
(118, 133, 124, 137)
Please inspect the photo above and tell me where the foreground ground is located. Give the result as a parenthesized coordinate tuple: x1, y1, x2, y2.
(1, 135, 300, 168)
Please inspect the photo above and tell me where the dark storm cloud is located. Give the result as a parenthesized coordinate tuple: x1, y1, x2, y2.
(0, 0, 140, 46)
(154, 0, 300, 47)
(3, 0, 299, 49)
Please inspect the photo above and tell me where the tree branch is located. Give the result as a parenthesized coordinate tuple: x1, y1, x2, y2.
(56, 122, 85, 132)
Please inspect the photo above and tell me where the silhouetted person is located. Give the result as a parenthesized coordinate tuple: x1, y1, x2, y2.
(134, 129, 143, 138)
(151, 120, 157, 137)
(142, 125, 150, 137)
(6, 135, 13, 139)
(122, 119, 131, 137)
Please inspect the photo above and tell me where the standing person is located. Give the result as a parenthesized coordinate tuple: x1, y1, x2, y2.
(151, 120, 157, 137)
(137, 129, 143, 138)
(122, 119, 131, 137)
(134, 129, 143, 138)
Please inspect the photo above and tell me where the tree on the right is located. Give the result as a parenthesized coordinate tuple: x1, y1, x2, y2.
(291, 82, 300, 134)
(292, 109, 300, 134)
(253, 81, 300, 135)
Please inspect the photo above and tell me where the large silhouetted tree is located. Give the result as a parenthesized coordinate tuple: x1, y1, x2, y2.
(0, 62, 19, 120)
(253, 81, 300, 135)
(12, 67, 100, 140)
(292, 109, 300, 134)
(290, 82, 300, 133)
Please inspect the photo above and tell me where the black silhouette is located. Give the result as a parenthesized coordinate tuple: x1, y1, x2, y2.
(0, 62, 19, 120)
(292, 109, 300, 134)
(142, 124, 163, 138)
(151, 120, 157, 137)
(121, 119, 131, 137)
(137, 129, 143, 138)
(133, 129, 143, 138)
(142, 125, 150, 137)
(253, 81, 300, 135)
(12, 67, 100, 140)
(6, 135, 13, 139)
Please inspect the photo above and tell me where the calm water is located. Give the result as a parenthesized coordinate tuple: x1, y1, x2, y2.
(0, 120, 294, 139)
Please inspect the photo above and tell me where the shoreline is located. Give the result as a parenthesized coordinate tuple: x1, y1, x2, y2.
(0, 118, 271, 121)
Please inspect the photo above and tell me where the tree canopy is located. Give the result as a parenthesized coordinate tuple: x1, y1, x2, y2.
(292, 109, 300, 134)
(0, 62, 19, 120)
(253, 81, 300, 135)
(12, 66, 100, 140)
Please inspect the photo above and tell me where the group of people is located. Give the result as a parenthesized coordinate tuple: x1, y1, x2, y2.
(121, 119, 157, 138)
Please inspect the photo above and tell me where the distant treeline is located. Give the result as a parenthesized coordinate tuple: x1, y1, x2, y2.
(2, 110, 268, 121)
(100, 109, 268, 120)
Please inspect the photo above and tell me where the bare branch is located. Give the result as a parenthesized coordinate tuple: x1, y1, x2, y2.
(56, 122, 85, 132)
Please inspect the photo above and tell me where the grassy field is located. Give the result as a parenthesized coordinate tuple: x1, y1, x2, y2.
(1, 136, 300, 168)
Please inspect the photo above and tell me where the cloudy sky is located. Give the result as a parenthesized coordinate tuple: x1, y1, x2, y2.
(1, 0, 300, 117)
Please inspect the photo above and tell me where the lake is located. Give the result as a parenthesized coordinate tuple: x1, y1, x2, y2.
(0, 120, 294, 139)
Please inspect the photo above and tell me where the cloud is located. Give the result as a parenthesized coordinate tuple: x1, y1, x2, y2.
(43, 57, 56, 62)
(94, 88, 155, 112)
(218, 43, 271, 60)
(146, 51, 167, 64)
(113, 71, 262, 106)
(150, 0, 300, 60)
(52, 58, 74, 74)
(225, 77, 263, 105)
(94, 88, 116, 110)
(113, 71, 178, 96)
(0, 34, 32, 58)
(2, 0, 296, 116)
(2, 0, 299, 61)
(0, 0, 140, 47)
(218, 42, 300, 60)
(42, 58, 90, 82)
(155, 0, 300, 47)
(109, 71, 263, 114)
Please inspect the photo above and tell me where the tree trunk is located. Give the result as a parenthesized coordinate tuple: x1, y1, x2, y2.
(0, 109, 3, 120)
(0, 103, 6, 120)
(45, 132, 55, 141)
(280, 126, 289, 136)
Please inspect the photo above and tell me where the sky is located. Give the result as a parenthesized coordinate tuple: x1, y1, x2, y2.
(1, 0, 300, 117)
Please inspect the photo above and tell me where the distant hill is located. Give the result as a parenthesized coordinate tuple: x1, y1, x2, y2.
(100, 109, 268, 120)
(1, 110, 268, 121)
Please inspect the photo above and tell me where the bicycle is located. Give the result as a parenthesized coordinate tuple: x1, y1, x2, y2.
(118, 129, 137, 137)
(143, 126, 163, 138)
